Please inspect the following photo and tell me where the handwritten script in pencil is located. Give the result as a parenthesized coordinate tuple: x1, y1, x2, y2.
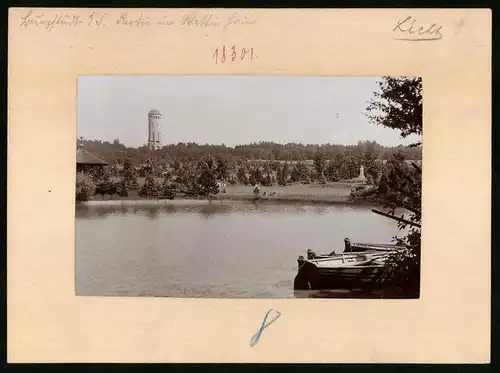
(18, 9, 258, 32)
(393, 16, 443, 41)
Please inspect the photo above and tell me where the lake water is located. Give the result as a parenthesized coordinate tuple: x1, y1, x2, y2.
(76, 200, 404, 298)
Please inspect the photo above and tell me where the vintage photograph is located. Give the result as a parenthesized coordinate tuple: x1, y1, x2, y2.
(75, 75, 422, 299)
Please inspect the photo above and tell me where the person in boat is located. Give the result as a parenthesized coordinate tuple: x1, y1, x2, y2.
(344, 238, 352, 252)
(306, 249, 316, 260)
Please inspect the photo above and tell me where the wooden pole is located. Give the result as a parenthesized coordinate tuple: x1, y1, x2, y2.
(371, 209, 421, 228)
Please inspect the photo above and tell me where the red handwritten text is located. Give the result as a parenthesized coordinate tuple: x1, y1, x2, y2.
(213, 46, 256, 64)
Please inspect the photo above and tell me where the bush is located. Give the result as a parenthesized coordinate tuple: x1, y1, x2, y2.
(138, 175, 161, 198)
(162, 181, 177, 200)
(197, 162, 219, 198)
(124, 171, 139, 190)
(117, 178, 129, 197)
(95, 179, 118, 196)
(76, 172, 96, 201)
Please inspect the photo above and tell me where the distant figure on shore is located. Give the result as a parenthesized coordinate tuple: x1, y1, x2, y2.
(253, 184, 261, 197)
(217, 181, 227, 194)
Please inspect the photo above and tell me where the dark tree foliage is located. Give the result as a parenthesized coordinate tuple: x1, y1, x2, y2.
(262, 172, 273, 187)
(361, 76, 423, 296)
(178, 166, 202, 196)
(117, 178, 129, 197)
(90, 165, 111, 182)
(324, 160, 340, 182)
(313, 152, 326, 180)
(215, 155, 229, 180)
(162, 180, 178, 200)
(281, 163, 290, 185)
(366, 76, 423, 145)
(237, 167, 249, 185)
(249, 167, 264, 185)
(123, 159, 139, 189)
(291, 161, 311, 184)
(77, 138, 422, 165)
(76, 172, 96, 202)
(197, 156, 220, 198)
(138, 175, 161, 198)
(95, 179, 118, 197)
(362, 151, 383, 184)
(339, 155, 360, 180)
(379, 154, 421, 295)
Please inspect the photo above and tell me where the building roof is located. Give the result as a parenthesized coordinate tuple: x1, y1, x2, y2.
(148, 109, 162, 116)
(76, 146, 108, 165)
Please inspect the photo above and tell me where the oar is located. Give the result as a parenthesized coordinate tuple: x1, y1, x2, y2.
(371, 209, 421, 228)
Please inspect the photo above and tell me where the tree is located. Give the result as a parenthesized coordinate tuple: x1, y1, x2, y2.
(249, 167, 263, 185)
(262, 173, 273, 187)
(215, 155, 229, 180)
(95, 179, 118, 197)
(281, 163, 290, 184)
(162, 179, 178, 200)
(138, 174, 161, 198)
(91, 165, 111, 182)
(237, 167, 249, 185)
(76, 172, 96, 202)
(361, 151, 382, 184)
(339, 155, 359, 180)
(372, 153, 421, 295)
(362, 76, 423, 296)
(123, 159, 139, 189)
(77, 135, 421, 169)
(325, 160, 340, 182)
(117, 178, 129, 197)
(179, 163, 202, 196)
(313, 152, 326, 180)
(366, 76, 422, 146)
(173, 159, 183, 173)
(277, 165, 285, 186)
(197, 156, 219, 198)
(291, 161, 310, 184)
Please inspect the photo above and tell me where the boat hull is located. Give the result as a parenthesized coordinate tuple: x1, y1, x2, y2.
(295, 238, 401, 291)
(294, 258, 394, 291)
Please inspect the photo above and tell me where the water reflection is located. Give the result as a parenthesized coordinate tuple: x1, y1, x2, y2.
(198, 203, 233, 219)
(76, 200, 364, 220)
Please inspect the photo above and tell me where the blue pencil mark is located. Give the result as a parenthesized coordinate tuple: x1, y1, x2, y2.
(249, 308, 281, 347)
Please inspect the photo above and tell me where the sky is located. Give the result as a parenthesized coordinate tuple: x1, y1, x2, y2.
(77, 75, 421, 148)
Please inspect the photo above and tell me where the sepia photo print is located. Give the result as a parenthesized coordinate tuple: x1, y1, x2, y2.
(75, 75, 423, 299)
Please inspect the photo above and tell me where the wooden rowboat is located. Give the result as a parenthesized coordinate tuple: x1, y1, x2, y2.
(304, 237, 405, 260)
(294, 246, 396, 291)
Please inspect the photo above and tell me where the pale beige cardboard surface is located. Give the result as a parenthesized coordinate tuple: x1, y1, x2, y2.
(8, 8, 491, 363)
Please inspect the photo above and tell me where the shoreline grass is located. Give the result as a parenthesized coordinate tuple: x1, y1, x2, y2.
(83, 183, 378, 206)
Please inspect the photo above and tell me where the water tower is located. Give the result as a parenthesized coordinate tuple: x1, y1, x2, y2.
(147, 109, 163, 150)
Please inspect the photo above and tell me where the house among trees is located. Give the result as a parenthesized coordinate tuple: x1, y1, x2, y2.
(76, 143, 108, 173)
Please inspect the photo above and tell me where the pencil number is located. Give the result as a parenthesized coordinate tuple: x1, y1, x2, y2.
(213, 46, 256, 64)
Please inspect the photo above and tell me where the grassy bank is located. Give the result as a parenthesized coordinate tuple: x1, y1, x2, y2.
(88, 183, 376, 205)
